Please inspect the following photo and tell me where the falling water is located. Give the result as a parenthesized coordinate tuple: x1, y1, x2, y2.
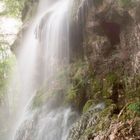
(36, 0, 71, 84)
(8, 0, 78, 140)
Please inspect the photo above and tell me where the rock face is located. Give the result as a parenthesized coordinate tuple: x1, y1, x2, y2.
(67, 0, 140, 139)
(67, 103, 105, 140)
(72, 0, 140, 75)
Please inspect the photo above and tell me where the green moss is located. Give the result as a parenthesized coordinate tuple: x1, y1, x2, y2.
(86, 78, 102, 101)
(123, 76, 140, 102)
(65, 60, 92, 110)
(94, 104, 117, 132)
(65, 83, 86, 111)
(128, 102, 140, 114)
(119, 108, 137, 121)
(102, 73, 118, 99)
(81, 126, 95, 139)
(71, 60, 89, 87)
(83, 100, 94, 113)
(94, 118, 110, 133)
(104, 99, 113, 106)
(119, 0, 135, 8)
(65, 85, 78, 103)
(92, 79, 102, 93)
(93, 0, 103, 6)
(100, 104, 117, 118)
(32, 89, 47, 108)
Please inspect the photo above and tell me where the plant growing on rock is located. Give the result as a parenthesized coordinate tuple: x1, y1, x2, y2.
(128, 102, 140, 114)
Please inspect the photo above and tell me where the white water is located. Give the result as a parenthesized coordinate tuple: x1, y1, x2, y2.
(36, 0, 71, 83)
(7, 0, 77, 140)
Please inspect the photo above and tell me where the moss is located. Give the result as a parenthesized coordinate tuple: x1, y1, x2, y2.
(65, 85, 78, 104)
(65, 60, 91, 111)
(93, 0, 103, 7)
(123, 76, 140, 102)
(94, 104, 117, 132)
(83, 100, 94, 113)
(86, 78, 102, 102)
(94, 118, 110, 133)
(100, 104, 117, 118)
(118, 102, 140, 122)
(65, 83, 87, 111)
(80, 126, 95, 139)
(102, 73, 118, 99)
(32, 81, 67, 109)
(71, 60, 89, 87)
(92, 79, 102, 94)
(32, 89, 47, 108)
(119, 0, 135, 8)
(104, 99, 113, 106)
(128, 102, 140, 114)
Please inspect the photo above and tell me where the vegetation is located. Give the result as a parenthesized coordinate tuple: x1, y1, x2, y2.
(119, 0, 136, 8)
(0, 0, 20, 139)
(0, 51, 15, 101)
(0, 45, 16, 140)
(128, 102, 140, 114)
(83, 100, 94, 113)
(33, 57, 140, 115)
(1, 0, 25, 17)
(0, 0, 19, 102)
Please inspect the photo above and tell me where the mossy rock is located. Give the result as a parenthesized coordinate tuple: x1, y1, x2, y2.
(118, 0, 135, 8)
(65, 85, 78, 104)
(93, 0, 103, 7)
(102, 73, 118, 99)
(71, 60, 89, 87)
(104, 99, 113, 106)
(99, 104, 117, 118)
(80, 126, 95, 140)
(118, 102, 140, 122)
(32, 84, 66, 109)
(94, 104, 117, 132)
(32, 88, 47, 109)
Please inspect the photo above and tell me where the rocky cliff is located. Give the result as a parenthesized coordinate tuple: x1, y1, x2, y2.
(13, 0, 140, 139)
(67, 0, 140, 139)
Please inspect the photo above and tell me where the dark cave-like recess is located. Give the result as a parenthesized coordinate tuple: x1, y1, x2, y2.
(101, 21, 121, 46)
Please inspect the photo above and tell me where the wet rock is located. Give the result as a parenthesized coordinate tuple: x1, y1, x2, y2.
(67, 103, 105, 140)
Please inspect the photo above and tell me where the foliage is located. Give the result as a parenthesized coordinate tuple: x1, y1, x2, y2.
(119, 0, 135, 8)
(66, 85, 78, 103)
(32, 67, 69, 109)
(123, 76, 140, 101)
(102, 73, 118, 99)
(72, 61, 88, 88)
(0, 0, 20, 137)
(2, 0, 25, 17)
(0, 45, 16, 139)
(0, 45, 16, 102)
(128, 102, 140, 114)
(32, 89, 46, 108)
(93, 0, 103, 6)
(83, 100, 94, 113)
(65, 60, 91, 110)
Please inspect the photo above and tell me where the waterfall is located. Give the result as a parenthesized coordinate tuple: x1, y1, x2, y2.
(36, 0, 70, 84)
(7, 0, 78, 140)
